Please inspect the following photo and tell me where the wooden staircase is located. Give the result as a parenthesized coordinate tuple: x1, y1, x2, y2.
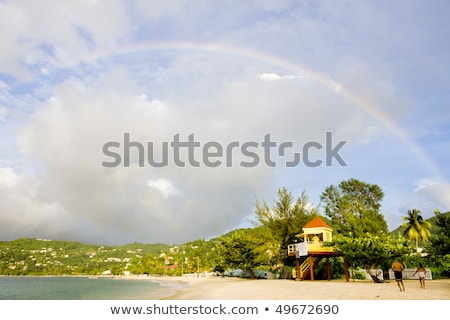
(297, 257, 321, 280)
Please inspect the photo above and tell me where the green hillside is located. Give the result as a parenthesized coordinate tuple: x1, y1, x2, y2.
(0, 236, 223, 276)
(0, 238, 171, 276)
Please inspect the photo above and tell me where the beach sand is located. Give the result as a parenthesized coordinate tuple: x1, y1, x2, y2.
(158, 276, 450, 300)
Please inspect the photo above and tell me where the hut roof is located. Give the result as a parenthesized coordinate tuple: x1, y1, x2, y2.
(303, 216, 332, 230)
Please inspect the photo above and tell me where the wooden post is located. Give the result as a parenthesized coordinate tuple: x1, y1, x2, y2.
(309, 255, 314, 281)
(326, 258, 331, 281)
(295, 257, 300, 281)
(344, 258, 349, 282)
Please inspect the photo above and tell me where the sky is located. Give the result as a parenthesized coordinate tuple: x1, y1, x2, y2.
(0, 0, 449, 245)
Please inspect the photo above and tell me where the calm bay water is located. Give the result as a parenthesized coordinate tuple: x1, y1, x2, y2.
(0, 276, 184, 300)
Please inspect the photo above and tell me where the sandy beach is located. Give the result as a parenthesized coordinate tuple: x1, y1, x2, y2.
(158, 276, 450, 300)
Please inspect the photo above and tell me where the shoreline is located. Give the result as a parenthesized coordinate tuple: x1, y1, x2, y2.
(2, 275, 448, 300)
(156, 276, 450, 300)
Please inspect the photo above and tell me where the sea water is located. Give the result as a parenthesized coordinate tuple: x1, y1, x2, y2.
(0, 276, 185, 300)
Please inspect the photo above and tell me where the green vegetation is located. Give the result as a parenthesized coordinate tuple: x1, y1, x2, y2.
(320, 178, 388, 236)
(427, 209, 450, 278)
(402, 208, 432, 253)
(216, 229, 262, 277)
(255, 188, 318, 265)
(1, 179, 449, 279)
(330, 233, 412, 275)
(0, 238, 170, 276)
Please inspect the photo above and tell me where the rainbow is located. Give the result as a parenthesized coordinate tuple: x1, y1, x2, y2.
(85, 41, 445, 181)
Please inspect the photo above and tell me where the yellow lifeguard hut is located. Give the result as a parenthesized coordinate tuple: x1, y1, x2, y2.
(288, 216, 348, 281)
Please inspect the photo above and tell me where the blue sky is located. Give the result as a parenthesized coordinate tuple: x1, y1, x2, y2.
(0, 0, 449, 245)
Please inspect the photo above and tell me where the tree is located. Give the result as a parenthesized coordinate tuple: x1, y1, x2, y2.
(402, 208, 432, 253)
(429, 209, 450, 278)
(331, 233, 411, 281)
(216, 229, 261, 278)
(254, 187, 318, 264)
(430, 209, 450, 257)
(320, 178, 387, 237)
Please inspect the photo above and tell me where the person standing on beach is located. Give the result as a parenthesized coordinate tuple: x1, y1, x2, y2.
(391, 259, 405, 292)
(413, 263, 426, 289)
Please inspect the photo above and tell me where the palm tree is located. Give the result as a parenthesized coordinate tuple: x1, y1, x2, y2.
(402, 209, 432, 253)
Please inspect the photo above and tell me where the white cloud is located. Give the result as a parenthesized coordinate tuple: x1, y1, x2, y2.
(0, 0, 130, 78)
(329, 80, 342, 92)
(0, 167, 19, 189)
(11, 71, 277, 244)
(148, 178, 180, 198)
(257, 73, 303, 81)
(0, 166, 81, 240)
(414, 179, 450, 210)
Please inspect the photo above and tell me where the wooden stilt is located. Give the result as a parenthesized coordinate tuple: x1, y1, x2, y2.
(309, 255, 314, 281)
(326, 258, 331, 281)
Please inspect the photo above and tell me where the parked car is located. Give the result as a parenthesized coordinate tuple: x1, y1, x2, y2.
(241, 269, 267, 279)
(224, 269, 243, 277)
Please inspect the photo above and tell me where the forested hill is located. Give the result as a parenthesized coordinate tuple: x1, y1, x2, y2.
(0, 238, 171, 275)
